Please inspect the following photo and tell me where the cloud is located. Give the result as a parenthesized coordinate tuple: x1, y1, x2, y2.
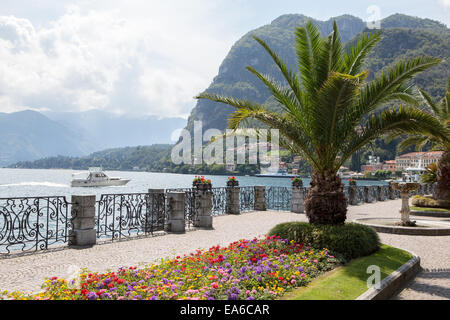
(0, 1, 238, 118)
(440, 0, 450, 7)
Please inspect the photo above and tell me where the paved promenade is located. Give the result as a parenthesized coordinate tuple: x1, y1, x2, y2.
(0, 199, 449, 299)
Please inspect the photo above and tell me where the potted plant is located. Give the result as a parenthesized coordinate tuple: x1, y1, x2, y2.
(227, 176, 239, 187)
(348, 178, 357, 186)
(193, 176, 212, 191)
(291, 177, 303, 188)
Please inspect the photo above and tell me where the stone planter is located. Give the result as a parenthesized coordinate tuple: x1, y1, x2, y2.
(292, 181, 303, 189)
(194, 183, 212, 191)
(227, 180, 239, 187)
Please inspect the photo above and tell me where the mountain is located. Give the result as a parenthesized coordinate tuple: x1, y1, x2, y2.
(185, 13, 450, 135)
(0, 110, 94, 166)
(9, 144, 174, 171)
(43, 110, 186, 150)
(10, 144, 173, 171)
(0, 109, 186, 166)
(9, 143, 260, 175)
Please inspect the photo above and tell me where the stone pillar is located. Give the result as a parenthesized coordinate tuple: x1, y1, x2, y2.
(69, 195, 97, 247)
(348, 185, 358, 205)
(226, 186, 240, 215)
(254, 186, 267, 211)
(291, 186, 305, 213)
(363, 186, 370, 203)
(166, 192, 185, 233)
(376, 186, 384, 201)
(399, 192, 414, 226)
(193, 190, 213, 229)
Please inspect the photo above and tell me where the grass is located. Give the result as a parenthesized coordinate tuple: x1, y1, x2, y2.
(411, 206, 450, 213)
(280, 244, 413, 300)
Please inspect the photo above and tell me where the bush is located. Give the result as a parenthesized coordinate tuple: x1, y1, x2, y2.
(411, 195, 450, 209)
(268, 222, 380, 262)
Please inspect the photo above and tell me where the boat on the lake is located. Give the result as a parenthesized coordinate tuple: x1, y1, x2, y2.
(254, 168, 301, 178)
(70, 167, 130, 187)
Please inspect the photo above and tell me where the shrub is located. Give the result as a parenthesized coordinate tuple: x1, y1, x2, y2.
(268, 222, 380, 262)
(411, 195, 450, 209)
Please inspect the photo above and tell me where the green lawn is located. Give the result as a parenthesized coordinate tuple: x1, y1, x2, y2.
(281, 244, 413, 300)
(411, 206, 450, 213)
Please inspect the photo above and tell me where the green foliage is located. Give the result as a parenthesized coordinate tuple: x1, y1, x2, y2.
(364, 170, 392, 180)
(411, 195, 450, 209)
(283, 244, 413, 300)
(421, 163, 438, 184)
(268, 222, 380, 262)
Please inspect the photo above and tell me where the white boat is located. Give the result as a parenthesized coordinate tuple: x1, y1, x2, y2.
(70, 167, 130, 187)
(254, 169, 300, 178)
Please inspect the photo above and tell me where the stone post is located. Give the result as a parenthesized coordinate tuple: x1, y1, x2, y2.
(254, 186, 267, 211)
(348, 185, 358, 205)
(226, 186, 240, 215)
(363, 186, 370, 203)
(291, 186, 305, 213)
(193, 189, 213, 229)
(166, 192, 185, 233)
(69, 195, 97, 247)
(388, 182, 396, 200)
(376, 186, 384, 201)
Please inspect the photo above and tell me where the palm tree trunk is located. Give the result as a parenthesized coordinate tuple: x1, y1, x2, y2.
(435, 150, 450, 201)
(304, 170, 348, 225)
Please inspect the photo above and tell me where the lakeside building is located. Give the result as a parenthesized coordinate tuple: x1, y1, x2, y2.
(395, 151, 443, 171)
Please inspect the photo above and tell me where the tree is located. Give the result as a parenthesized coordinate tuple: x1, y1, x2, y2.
(196, 20, 448, 225)
(395, 78, 450, 200)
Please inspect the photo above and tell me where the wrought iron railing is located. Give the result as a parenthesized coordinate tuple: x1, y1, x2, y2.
(96, 192, 166, 241)
(0, 196, 72, 254)
(239, 186, 255, 212)
(266, 186, 292, 211)
(211, 187, 227, 215)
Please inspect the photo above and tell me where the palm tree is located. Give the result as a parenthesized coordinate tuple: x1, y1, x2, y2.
(395, 78, 450, 200)
(195, 21, 449, 225)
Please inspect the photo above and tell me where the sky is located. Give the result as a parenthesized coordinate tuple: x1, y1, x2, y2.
(0, 0, 448, 119)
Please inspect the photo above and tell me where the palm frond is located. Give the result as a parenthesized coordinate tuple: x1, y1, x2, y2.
(339, 106, 449, 170)
(294, 20, 324, 98)
(251, 36, 304, 106)
(358, 56, 441, 114)
(344, 30, 382, 75)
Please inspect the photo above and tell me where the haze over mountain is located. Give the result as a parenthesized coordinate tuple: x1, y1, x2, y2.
(1, 110, 186, 167)
(43, 110, 186, 150)
(0, 110, 93, 167)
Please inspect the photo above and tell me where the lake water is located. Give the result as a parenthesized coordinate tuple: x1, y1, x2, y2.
(0, 168, 387, 200)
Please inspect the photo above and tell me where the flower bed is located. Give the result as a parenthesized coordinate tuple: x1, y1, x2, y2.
(2, 236, 338, 300)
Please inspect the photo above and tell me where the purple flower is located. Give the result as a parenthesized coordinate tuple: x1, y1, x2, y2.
(248, 296, 255, 300)
(228, 293, 238, 300)
(87, 292, 97, 300)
